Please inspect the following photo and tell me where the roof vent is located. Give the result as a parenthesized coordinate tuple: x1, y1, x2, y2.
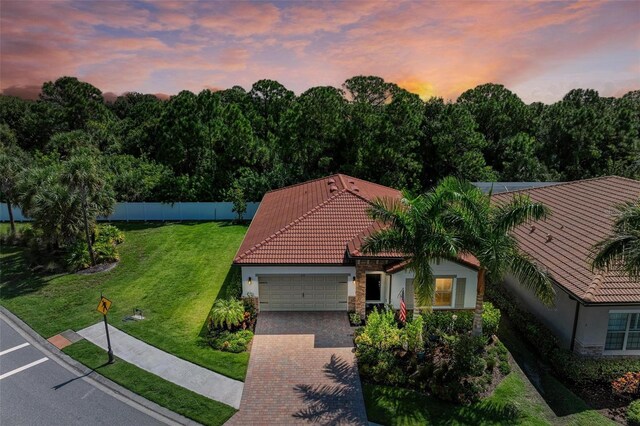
(349, 179, 355, 184)
(329, 185, 338, 192)
(327, 178, 336, 185)
(529, 225, 536, 233)
(352, 185, 360, 192)
(546, 234, 553, 243)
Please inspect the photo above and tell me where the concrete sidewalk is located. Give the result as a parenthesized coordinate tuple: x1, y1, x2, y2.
(77, 323, 243, 409)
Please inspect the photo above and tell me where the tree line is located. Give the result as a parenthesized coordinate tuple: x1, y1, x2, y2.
(1, 76, 638, 208)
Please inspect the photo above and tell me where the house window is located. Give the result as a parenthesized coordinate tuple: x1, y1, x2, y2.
(434, 278, 454, 307)
(605, 313, 640, 351)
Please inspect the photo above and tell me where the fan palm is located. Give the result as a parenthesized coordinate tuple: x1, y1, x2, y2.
(363, 177, 555, 336)
(591, 200, 640, 280)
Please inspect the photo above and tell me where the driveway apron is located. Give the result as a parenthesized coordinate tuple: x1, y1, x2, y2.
(227, 312, 368, 425)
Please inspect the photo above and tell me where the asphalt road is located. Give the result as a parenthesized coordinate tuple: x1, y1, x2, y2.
(0, 317, 168, 425)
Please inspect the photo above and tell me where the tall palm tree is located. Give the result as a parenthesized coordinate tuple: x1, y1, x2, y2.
(448, 181, 555, 336)
(60, 152, 114, 266)
(591, 200, 640, 280)
(362, 177, 465, 307)
(364, 177, 555, 336)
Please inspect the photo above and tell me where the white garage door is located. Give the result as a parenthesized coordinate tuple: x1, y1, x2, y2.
(258, 274, 349, 311)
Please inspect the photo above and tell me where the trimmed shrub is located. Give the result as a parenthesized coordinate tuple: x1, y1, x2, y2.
(209, 299, 245, 331)
(422, 302, 501, 337)
(488, 283, 640, 385)
(208, 330, 253, 353)
(628, 399, 640, 426)
(627, 399, 640, 426)
(66, 241, 92, 271)
(96, 224, 124, 244)
(355, 308, 402, 351)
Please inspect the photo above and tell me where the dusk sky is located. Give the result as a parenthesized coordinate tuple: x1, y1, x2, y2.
(1, 0, 639, 103)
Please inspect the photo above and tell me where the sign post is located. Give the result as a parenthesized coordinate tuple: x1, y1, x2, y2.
(96, 294, 114, 364)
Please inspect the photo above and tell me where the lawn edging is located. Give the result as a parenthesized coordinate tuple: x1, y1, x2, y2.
(0, 306, 198, 426)
(64, 340, 237, 426)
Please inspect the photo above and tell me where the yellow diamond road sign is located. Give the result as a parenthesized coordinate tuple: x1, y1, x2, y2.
(97, 296, 112, 315)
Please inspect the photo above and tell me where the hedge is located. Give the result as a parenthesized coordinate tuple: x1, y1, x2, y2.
(487, 284, 640, 385)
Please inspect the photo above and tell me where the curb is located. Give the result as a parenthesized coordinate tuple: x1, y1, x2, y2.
(0, 306, 201, 426)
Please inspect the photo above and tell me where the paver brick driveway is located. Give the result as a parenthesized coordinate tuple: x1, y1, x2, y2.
(227, 312, 368, 425)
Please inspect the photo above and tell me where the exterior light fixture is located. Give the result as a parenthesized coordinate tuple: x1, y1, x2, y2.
(248, 277, 252, 285)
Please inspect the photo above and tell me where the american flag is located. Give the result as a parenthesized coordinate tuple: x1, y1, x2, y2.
(399, 289, 407, 323)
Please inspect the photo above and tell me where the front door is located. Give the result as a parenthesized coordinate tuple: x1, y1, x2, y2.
(365, 274, 382, 302)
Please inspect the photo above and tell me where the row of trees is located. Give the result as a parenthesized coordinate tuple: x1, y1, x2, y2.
(1, 76, 638, 206)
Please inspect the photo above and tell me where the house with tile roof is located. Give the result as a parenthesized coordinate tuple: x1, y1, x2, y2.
(234, 173, 640, 357)
(233, 174, 480, 318)
(493, 176, 640, 357)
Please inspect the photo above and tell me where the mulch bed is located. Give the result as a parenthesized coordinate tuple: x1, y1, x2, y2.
(77, 261, 118, 275)
(570, 382, 630, 424)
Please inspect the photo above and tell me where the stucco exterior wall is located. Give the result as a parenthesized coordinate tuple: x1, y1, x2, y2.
(574, 306, 640, 356)
(389, 260, 478, 310)
(504, 276, 577, 349)
(240, 265, 357, 298)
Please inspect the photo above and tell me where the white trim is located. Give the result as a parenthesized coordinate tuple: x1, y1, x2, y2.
(604, 310, 640, 353)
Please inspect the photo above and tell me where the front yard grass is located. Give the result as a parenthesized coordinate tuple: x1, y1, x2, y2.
(64, 340, 236, 426)
(0, 221, 249, 380)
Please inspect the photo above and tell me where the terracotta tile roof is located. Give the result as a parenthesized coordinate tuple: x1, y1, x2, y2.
(233, 174, 402, 265)
(492, 176, 640, 304)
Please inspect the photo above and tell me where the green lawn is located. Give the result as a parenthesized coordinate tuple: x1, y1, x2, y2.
(0, 221, 249, 380)
(364, 316, 614, 426)
(64, 340, 236, 426)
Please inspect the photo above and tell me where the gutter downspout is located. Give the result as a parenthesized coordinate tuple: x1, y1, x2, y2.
(570, 299, 581, 352)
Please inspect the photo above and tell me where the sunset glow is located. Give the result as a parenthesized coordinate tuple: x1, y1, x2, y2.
(1, 0, 638, 102)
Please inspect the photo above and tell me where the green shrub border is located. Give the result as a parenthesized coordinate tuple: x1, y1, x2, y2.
(487, 283, 640, 385)
(628, 399, 640, 426)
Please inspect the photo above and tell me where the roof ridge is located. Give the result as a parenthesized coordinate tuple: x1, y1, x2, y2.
(339, 173, 403, 192)
(264, 174, 343, 195)
(337, 174, 348, 189)
(492, 175, 638, 197)
(583, 271, 605, 302)
(234, 189, 349, 261)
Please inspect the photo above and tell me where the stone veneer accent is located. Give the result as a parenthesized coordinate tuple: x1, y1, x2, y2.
(355, 259, 388, 317)
(573, 340, 604, 357)
(347, 296, 355, 312)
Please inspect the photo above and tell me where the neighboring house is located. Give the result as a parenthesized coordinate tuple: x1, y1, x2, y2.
(493, 176, 640, 357)
(233, 174, 479, 317)
(473, 181, 560, 194)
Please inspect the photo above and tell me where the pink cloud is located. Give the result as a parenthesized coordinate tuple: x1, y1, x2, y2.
(198, 3, 280, 36)
(1, 0, 637, 102)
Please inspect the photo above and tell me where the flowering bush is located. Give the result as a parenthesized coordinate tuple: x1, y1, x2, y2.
(612, 372, 640, 398)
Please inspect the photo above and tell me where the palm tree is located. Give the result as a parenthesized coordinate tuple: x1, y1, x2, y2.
(0, 143, 27, 235)
(448, 181, 555, 336)
(362, 177, 467, 307)
(591, 200, 640, 280)
(60, 152, 114, 266)
(364, 177, 555, 336)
